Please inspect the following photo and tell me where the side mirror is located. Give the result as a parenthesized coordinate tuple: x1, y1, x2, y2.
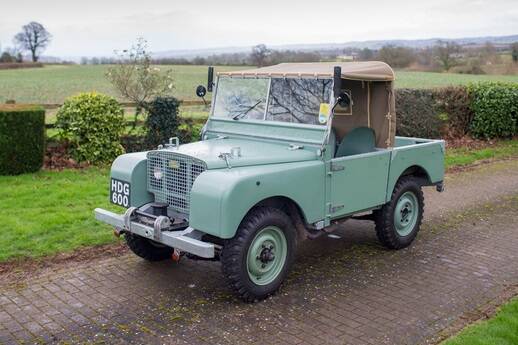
(196, 85, 207, 98)
(332, 91, 351, 111)
(337, 91, 351, 108)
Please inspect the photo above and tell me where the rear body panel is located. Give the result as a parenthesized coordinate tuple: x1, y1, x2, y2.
(387, 137, 445, 202)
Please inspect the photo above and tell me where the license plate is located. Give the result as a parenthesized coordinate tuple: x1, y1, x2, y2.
(110, 178, 130, 207)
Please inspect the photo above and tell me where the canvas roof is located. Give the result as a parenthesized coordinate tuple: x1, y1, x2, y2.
(218, 62, 395, 82)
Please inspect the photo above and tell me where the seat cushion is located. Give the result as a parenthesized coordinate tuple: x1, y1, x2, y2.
(328, 128, 337, 157)
(335, 127, 376, 157)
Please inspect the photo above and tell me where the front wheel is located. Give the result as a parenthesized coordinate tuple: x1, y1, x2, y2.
(125, 233, 174, 261)
(221, 207, 296, 302)
(374, 177, 424, 249)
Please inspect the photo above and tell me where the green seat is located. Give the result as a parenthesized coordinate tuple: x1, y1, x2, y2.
(335, 127, 376, 157)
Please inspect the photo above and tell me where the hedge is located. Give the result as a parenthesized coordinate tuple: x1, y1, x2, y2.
(0, 105, 45, 175)
(434, 86, 473, 136)
(396, 83, 518, 140)
(468, 82, 518, 139)
(144, 97, 180, 148)
(395, 88, 444, 138)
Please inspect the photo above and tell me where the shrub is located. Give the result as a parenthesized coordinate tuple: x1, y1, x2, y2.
(56, 92, 125, 164)
(121, 134, 147, 153)
(395, 89, 444, 138)
(0, 105, 45, 175)
(144, 96, 180, 147)
(434, 86, 473, 136)
(468, 82, 518, 138)
(177, 118, 204, 143)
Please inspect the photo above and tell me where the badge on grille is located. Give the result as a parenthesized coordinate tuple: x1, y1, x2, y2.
(169, 160, 180, 169)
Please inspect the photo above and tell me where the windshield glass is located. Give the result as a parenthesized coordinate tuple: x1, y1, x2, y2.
(212, 77, 332, 125)
(212, 77, 269, 120)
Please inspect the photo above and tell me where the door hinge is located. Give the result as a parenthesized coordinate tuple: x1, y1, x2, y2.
(330, 204, 344, 213)
(330, 163, 345, 172)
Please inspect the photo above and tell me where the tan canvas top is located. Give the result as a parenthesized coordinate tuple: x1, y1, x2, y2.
(218, 62, 395, 81)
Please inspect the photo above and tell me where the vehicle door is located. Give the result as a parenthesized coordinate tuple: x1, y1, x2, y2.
(327, 150, 391, 218)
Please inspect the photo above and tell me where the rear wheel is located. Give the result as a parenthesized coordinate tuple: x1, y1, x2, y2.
(221, 207, 296, 302)
(125, 233, 174, 261)
(374, 177, 424, 249)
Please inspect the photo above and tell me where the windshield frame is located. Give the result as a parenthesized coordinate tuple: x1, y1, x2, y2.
(210, 75, 333, 126)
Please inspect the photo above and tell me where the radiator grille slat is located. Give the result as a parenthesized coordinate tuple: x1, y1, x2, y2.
(147, 151, 206, 214)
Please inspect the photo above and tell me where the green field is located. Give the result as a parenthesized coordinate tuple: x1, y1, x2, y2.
(0, 65, 244, 104)
(394, 70, 518, 89)
(1, 64, 517, 104)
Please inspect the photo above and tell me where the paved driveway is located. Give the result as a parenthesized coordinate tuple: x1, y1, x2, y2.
(1, 160, 518, 345)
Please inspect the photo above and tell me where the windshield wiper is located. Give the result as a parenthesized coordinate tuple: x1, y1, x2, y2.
(232, 100, 263, 120)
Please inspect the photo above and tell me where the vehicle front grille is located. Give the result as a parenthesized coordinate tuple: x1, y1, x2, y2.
(147, 150, 207, 215)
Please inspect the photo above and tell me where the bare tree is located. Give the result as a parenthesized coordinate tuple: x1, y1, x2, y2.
(106, 38, 175, 125)
(251, 44, 271, 67)
(433, 41, 461, 71)
(14, 22, 52, 62)
(377, 45, 416, 68)
(357, 48, 374, 61)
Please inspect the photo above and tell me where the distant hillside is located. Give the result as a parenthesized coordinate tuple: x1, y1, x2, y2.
(154, 34, 518, 58)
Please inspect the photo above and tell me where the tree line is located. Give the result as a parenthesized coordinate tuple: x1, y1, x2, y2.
(1, 21, 517, 75)
(81, 42, 518, 75)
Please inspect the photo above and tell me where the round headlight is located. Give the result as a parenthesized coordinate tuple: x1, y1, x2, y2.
(153, 167, 163, 180)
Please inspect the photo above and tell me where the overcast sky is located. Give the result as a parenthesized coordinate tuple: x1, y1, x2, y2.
(0, 0, 517, 57)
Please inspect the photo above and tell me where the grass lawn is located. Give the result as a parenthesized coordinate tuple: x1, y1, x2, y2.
(442, 297, 518, 345)
(1, 140, 517, 263)
(445, 139, 518, 169)
(0, 168, 123, 262)
(1, 64, 517, 104)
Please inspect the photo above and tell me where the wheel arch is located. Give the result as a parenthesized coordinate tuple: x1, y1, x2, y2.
(386, 164, 433, 203)
(243, 196, 309, 241)
(400, 165, 432, 185)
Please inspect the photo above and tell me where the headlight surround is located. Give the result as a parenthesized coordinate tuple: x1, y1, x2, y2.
(153, 167, 163, 180)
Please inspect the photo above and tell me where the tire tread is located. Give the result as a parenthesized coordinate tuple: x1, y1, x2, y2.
(374, 177, 424, 249)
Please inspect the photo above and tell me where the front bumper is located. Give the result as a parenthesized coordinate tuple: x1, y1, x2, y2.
(94, 207, 215, 258)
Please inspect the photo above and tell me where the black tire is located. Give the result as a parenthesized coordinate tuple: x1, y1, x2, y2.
(221, 207, 297, 302)
(374, 177, 424, 249)
(125, 233, 174, 261)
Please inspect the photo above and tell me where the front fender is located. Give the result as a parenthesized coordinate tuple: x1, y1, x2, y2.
(111, 152, 153, 207)
(189, 161, 326, 239)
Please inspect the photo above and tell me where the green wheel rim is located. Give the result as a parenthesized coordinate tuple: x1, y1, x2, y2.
(246, 226, 287, 286)
(394, 191, 419, 237)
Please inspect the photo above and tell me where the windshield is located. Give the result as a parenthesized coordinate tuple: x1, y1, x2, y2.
(212, 77, 332, 125)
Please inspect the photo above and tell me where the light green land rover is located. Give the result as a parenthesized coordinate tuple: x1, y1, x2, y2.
(95, 62, 444, 302)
